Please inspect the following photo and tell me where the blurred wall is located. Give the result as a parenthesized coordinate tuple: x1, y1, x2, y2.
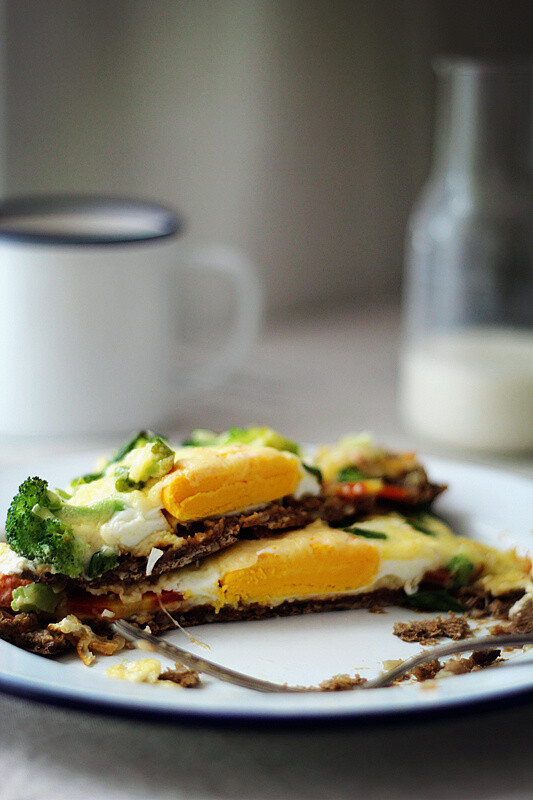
(1, 1, 532, 315)
(0, 3, 5, 195)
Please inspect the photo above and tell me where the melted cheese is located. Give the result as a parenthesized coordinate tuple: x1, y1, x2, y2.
(342, 514, 532, 596)
(65, 477, 173, 560)
(314, 433, 417, 482)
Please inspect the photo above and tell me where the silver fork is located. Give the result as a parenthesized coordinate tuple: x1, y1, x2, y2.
(113, 620, 533, 693)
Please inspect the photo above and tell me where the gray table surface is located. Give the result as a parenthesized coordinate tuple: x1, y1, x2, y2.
(1, 303, 532, 800)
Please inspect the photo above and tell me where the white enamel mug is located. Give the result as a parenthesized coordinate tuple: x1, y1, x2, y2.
(0, 196, 261, 436)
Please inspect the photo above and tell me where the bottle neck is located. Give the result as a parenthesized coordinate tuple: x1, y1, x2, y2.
(432, 60, 533, 179)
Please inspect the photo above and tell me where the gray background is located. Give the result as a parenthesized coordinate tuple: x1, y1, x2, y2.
(1, 8, 532, 798)
(2, 0, 532, 315)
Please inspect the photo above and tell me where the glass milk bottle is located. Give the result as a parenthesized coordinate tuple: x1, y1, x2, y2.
(400, 58, 533, 453)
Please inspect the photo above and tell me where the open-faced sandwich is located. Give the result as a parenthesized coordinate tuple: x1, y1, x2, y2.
(0, 427, 531, 664)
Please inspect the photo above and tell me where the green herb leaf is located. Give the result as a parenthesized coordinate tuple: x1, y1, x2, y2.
(344, 527, 388, 540)
(87, 549, 119, 579)
(407, 513, 438, 536)
(446, 555, 475, 589)
(303, 463, 322, 483)
(402, 589, 464, 612)
(336, 466, 367, 482)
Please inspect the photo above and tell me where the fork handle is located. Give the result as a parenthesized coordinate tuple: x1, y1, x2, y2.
(368, 632, 533, 688)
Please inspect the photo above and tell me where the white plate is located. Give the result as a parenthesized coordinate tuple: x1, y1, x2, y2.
(0, 452, 532, 725)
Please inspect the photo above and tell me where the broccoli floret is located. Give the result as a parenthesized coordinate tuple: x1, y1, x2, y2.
(114, 436, 175, 491)
(113, 466, 144, 493)
(110, 430, 167, 464)
(11, 582, 62, 614)
(5, 477, 123, 578)
(143, 438, 175, 479)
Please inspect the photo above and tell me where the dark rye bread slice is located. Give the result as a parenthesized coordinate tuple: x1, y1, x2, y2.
(3, 587, 529, 659)
(67, 494, 376, 589)
(128, 588, 527, 635)
(132, 590, 409, 633)
(0, 590, 411, 657)
(0, 590, 404, 657)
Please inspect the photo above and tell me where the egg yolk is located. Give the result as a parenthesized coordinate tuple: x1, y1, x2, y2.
(219, 532, 380, 606)
(161, 446, 302, 522)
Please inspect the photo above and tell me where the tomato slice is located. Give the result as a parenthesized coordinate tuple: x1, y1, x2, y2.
(376, 485, 411, 501)
(66, 589, 184, 619)
(0, 574, 33, 608)
(329, 480, 411, 502)
(422, 567, 451, 587)
(330, 479, 382, 498)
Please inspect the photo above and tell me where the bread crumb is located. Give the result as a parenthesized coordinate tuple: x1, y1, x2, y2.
(159, 665, 201, 688)
(440, 649, 501, 677)
(411, 658, 443, 682)
(394, 614, 473, 646)
(318, 673, 367, 691)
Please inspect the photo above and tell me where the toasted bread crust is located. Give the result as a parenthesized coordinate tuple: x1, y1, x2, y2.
(0, 609, 70, 655)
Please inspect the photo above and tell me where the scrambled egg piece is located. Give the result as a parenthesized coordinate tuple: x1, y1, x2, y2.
(105, 659, 197, 688)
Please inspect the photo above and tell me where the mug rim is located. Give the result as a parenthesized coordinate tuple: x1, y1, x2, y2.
(0, 194, 183, 245)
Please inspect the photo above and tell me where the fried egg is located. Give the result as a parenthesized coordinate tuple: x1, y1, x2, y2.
(80, 514, 532, 619)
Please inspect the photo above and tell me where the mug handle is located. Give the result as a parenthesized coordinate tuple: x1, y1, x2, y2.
(172, 244, 262, 401)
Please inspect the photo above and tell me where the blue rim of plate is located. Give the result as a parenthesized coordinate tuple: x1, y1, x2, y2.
(0, 194, 182, 246)
(1, 654, 533, 729)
